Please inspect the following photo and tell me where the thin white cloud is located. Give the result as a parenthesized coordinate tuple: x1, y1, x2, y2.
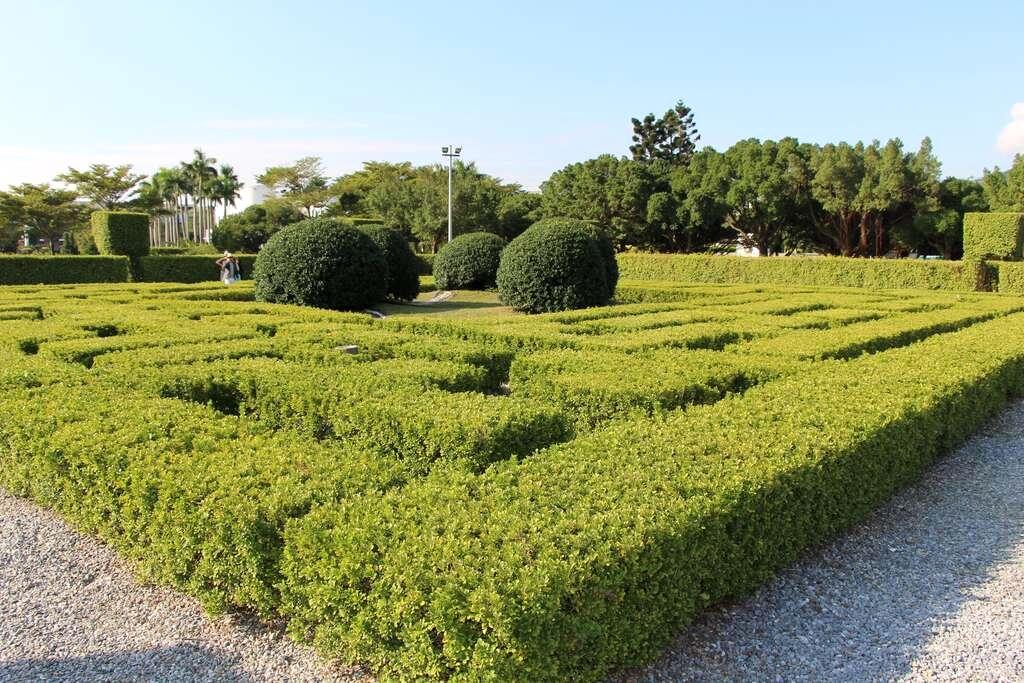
(0, 136, 434, 191)
(996, 102, 1024, 154)
(202, 118, 368, 131)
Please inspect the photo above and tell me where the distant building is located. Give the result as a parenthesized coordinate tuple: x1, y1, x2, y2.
(231, 183, 278, 214)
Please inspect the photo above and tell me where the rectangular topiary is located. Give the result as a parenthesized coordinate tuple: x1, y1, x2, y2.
(91, 211, 151, 257)
(962, 212, 1024, 261)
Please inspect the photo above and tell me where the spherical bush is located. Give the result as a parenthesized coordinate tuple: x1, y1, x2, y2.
(253, 218, 388, 310)
(433, 231, 507, 290)
(359, 224, 421, 301)
(496, 219, 614, 313)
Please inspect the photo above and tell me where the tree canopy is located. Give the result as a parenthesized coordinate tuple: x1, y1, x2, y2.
(56, 164, 145, 209)
(0, 183, 87, 253)
(981, 154, 1024, 211)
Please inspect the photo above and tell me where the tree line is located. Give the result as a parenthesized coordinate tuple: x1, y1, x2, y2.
(4, 100, 1024, 257)
(235, 101, 1023, 258)
(0, 149, 243, 253)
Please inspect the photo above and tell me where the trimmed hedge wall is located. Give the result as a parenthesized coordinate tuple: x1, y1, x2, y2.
(616, 254, 987, 292)
(963, 212, 1024, 261)
(279, 313, 1024, 680)
(91, 211, 150, 257)
(416, 253, 434, 275)
(0, 255, 130, 284)
(138, 255, 257, 283)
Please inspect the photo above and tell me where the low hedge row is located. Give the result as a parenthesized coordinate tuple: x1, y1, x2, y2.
(117, 357, 570, 474)
(0, 255, 262, 284)
(740, 302, 1021, 360)
(278, 312, 1024, 680)
(616, 254, 988, 291)
(510, 348, 791, 427)
(139, 255, 258, 283)
(0, 255, 131, 284)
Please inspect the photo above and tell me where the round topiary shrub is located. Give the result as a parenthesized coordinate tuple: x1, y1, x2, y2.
(358, 224, 421, 301)
(496, 219, 614, 313)
(253, 218, 388, 310)
(433, 231, 507, 290)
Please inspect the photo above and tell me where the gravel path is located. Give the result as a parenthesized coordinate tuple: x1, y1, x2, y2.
(0, 493, 370, 683)
(2, 402, 1022, 682)
(620, 401, 1024, 682)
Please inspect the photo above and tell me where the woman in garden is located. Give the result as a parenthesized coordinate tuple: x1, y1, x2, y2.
(216, 251, 240, 284)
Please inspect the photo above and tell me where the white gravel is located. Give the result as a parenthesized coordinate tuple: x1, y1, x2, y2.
(3, 402, 1023, 682)
(620, 400, 1024, 682)
(0, 493, 370, 683)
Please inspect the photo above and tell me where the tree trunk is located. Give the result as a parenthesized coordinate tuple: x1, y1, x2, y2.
(857, 214, 871, 257)
(874, 215, 885, 257)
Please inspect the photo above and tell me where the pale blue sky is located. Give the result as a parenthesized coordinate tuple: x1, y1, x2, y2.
(1, 0, 1022, 193)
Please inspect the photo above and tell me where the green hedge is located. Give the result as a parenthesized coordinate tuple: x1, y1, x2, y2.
(617, 254, 988, 292)
(992, 262, 1024, 294)
(279, 312, 1024, 680)
(963, 212, 1024, 261)
(138, 255, 257, 283)
(91, 211, 150, 257)
(0, 255, 130, 284)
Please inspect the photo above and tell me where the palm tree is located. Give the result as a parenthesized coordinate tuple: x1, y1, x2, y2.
(182, 149, 217, 242)
(213, 164, 243, 220)
(133, 177, 167, 245)
(161, 167, 190, 244)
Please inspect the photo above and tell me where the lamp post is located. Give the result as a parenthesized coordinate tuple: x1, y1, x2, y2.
(441, 145, 461, 242)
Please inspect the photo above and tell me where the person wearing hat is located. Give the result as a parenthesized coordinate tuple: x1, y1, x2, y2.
(216, 251, 240, 284)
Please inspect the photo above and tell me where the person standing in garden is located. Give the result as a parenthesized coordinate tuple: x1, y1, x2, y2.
(216, 251, 240, 284)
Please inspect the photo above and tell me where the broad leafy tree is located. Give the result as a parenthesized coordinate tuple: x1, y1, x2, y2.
(211, 200, 303, 252)
(258, 156, 331, 217)
(718, 138, 814, 256)
(893, 177, 987, 259)
(668, 148, 732, 252)
(540, 155, 657, 248)
(0, 183, 87, 253)
(56, 164, 145, 209)
(496, 191, 542, 240)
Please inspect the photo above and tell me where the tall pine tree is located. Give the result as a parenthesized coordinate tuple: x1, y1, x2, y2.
(630, 100, 701, 164)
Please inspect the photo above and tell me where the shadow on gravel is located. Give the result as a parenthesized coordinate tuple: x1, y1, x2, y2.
(616, 402, 1024, 682)
(0, 643, 247, 682)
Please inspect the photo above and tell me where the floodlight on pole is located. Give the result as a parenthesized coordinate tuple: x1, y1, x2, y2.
(441, 144, 462, 242)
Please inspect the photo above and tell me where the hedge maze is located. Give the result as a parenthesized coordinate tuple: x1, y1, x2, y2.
(3, 280, 1024, 679)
